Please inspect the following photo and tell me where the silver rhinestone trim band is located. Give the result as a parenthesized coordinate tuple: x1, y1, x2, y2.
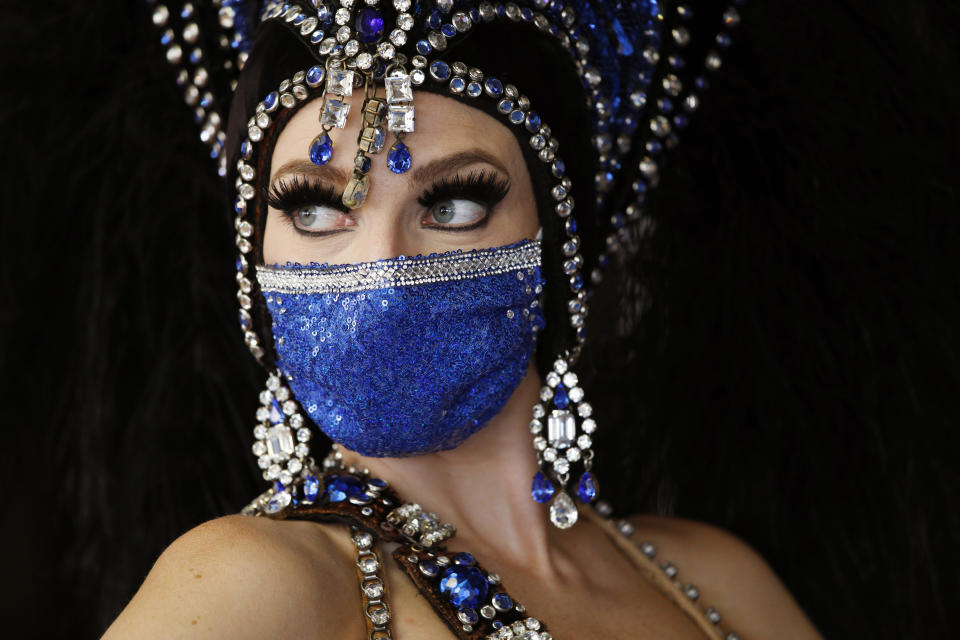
(257, 240, 541, 294)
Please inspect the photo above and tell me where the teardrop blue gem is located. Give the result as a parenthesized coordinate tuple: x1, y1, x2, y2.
(577, 472, 598, 503)
(531, 471, 555, 504)
(309, 132, 333, 166)
(553, 383, 570, 410)
(387, 141, 412, 174)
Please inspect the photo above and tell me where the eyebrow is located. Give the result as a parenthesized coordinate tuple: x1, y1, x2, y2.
(270, 148, 509, 188)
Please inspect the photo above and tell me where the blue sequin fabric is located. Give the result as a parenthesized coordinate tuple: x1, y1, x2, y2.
(258, 240, 545, 457)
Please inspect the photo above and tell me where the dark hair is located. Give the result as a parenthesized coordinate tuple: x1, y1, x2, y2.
(3, 2, 957, 638)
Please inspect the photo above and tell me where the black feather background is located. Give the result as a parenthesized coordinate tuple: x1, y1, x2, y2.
(0, 1, 957, 638)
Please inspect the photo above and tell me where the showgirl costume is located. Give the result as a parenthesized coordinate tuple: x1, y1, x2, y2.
(146, 1, 746, 637)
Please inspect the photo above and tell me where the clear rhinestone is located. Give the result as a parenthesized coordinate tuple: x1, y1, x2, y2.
(387, 105, 414, 132)
(552, 458, 570, 475)
(344, 39, 359, 57)
(253, 424, 267, 439)
(389, 28, 407, 46)
(266, 463, 281, 479)
(577, 434, 592, 449)
(287, 458, 303, 473)
(335, 7, 350, 24)
(547, 410, 575, 447)
(539, 387, 553, 402)
(252, 441, 266, 456)
(359, 556, 379, 573)
(543, 447, 557, 462)
(397, 12, 413, 30)
(393, 0, 411, 10)
(549, 491, 578, 529)
(532, 404, 545, 419)
(577, 403, 593, 418)
(562, 372, 578, 387)
(568, 386, 584, 403)
(553, 359, 568, 374)
(297, 427, 312, 442)
(294, 443, 309, 457)
(529, 419, 542, 434)
(289, 413, 303, 427)
(377, 42, 395, 59)
(356, 52, 373, 69)
(565, 448, 581, 461)
(533, 436, 547, 451)
(321, 98, 351, 128)
(353, 531, 373, 549)
(364, 581, 383, 598)
(385, 74, 413, 103)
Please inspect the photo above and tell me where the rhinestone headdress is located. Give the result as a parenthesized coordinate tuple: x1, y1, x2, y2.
(147, 0, 744, 522)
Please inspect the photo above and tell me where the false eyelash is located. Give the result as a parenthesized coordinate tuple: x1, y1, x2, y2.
(417, 170, 511, 209)
(266, 175, 348, 213)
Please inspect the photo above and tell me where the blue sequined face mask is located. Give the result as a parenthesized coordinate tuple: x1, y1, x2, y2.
(256, 239, 545, 457)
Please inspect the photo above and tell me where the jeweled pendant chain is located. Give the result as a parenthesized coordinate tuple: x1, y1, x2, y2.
(352, 526, 393, 638)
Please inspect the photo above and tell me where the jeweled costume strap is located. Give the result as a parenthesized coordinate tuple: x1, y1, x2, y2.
(256, 467, 555, 639)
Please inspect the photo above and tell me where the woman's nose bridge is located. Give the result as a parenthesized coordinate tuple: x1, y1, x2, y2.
(350, 198, 413, 263)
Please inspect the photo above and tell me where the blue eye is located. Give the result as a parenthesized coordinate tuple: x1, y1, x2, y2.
(294, 205, 343, 230)
(427, 199, 487, 227)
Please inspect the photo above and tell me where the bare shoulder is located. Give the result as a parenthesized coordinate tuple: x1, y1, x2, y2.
(627, 514, 822, 639)
(103, 514, 364, 639)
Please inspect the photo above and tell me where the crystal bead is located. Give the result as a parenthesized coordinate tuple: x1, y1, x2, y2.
(303, 474, 321, 501)
(439, 566, 489, 610)
(577, 472, 598, 503)
(342, 173, 371, 209)
(531, 472, 554, 503)
(387, 105, 415, 132)
(324, 474, 367, 502)
(385, 74, 413, 104)
(326, 69, 354, 96)
(549, 491, 578, 529)
(355, 7, 384, 43)
(309, 132, 334, 165)
(321, 98, 351, 128)
(547, 410, 575, 447)
(386, 141, 412, 173)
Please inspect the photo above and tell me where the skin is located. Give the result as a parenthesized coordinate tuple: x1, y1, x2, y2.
(104, 92, 822, 639)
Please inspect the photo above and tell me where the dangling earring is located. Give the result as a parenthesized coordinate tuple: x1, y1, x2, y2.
(529, 355, 599, 529)
(246, 370, 320, 515)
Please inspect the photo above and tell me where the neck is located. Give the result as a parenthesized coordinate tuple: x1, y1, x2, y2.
(339, 364, 563, 575)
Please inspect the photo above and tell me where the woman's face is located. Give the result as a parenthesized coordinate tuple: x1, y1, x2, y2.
(263, 91, 540, 266)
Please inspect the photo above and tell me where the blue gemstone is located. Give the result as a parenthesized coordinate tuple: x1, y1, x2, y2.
(234, 197, 244, 214)
(387, 142, 412, 174)
(439, 566, 489, 610)
(160, 31, 173, 45)
(484, 77, 503, 97)
(238, 310, 250, 329)
(509, 110, 525, 125)
(355, 7, 384, 43)
(190, 49, 203, 64)
(427, 11, 442, 29)
(497, 99, 513, 114)
(552, 158, 566, 177)
(416, 39, 432, 55)
(357, 155, 372, 174)
(269, 398, 284, 424)
(292, 12, 305, 25)
(493, 592, 513, 611)
(430, 60, 451, 80)
(310, 132, 334, 166)
(441, 23, 456, 37)
(466, 82, 482, 97)
(458, 607, 479, 624)
(303, 474, 321, 501)
(520, 7, 533, 20)
(674, 114, 689, 128)
(449, 76, 466, 92)
(419, 558, 439, 577)
(525, 111, 541, 132)
(273, 480, 285, 493)
(310, 30, 325, 44)
(633, 179, 648, 194)
(264, 91, 278, 111)
(240, 140, 251, 158)
(323, 474, 368, 502)
(572, 274, 584, 291)
(306, 65, 325, 85)
(577, 472, 599, 503)
(695, 76, 709, 91)
(368, 477, 387, 489)
(531, 471, 555, 503)
(453, 552, 475, 566)
(553, 384, 570, 409)
(492, 620, 504, 629)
